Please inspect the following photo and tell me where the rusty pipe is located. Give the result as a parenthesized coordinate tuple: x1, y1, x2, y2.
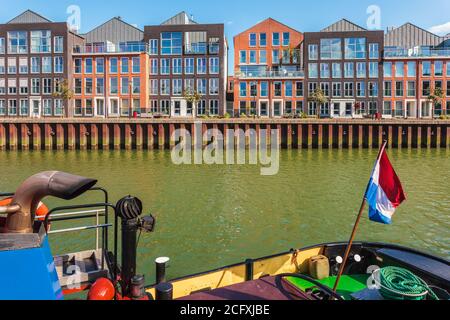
(4, 171, 97, 234)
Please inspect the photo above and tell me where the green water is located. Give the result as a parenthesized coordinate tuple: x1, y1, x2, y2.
(0, 149, 449, 283)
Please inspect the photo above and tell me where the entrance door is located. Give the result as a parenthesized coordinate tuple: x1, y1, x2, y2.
(406, 101, 416, 118)
(421, 101, 431, 118)
(96, 99, 105, 117)
(31, 99, 41, 117)
(173, 101, 181, 116)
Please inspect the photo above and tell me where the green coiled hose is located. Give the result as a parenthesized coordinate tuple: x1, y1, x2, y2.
(375, 267, 439, 300)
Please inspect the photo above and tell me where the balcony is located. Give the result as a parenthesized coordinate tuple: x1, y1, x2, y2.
(73, 43, 148, 55)
(384, 47, 450, 58)
(236, 69, 305, 79)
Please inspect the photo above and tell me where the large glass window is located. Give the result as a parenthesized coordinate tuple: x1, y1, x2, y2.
(395, 62, 404, 77)
(85, 58, 93, 73)
(8, 31, 27, 53)
(260, 81, 268, 97)
(31, 30, 51, 53)
(249, 33, 257, 47)
(369, 43, 379, 59)
(110, 58, 118, 73)
(434, 61, 443, 76)
(356, 62, 366, 78)
(172, 58, 182, 74)
(422, 61, 431, 76)
(259, 50, 267, 64)
(132, 57, 140, 73)
(369, 62, 378, 78)
(332, 63, 341, 78)
(160, 58, 170, 74)
(344, 62, 354, 78)
(407, 61, 416, 77)
(209, 57, 219, 74)
(308, 44, 318, 60)
(54, 56, 63, 73)
(239, 82, 247, 97)
(272, 50, 280, 64)
(42, 57, 52, 73)
(161, 32, 182, 55)
(309, 63, 318, 78)
(344, 38, 366, 59)
(197, 58, 206, 74)
(54, 36, 64, 53)
(320, 63, 330, 78)
(249, 50, 257, 63)
(185, 58, 194, 74)
(272, 32, 280, 46)
(383, 62, 392, 77)
(239, 51, 246, 64)
(121, 57, 129, 73)
(285, 81, 293, 97)
(320, 39, 342, 60)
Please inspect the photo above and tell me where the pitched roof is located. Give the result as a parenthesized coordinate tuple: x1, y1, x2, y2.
(83, 17, 143, 43)
(7, 9, 52, 24)
(384, 22, 443, 48)
(234, 18, 302, 39)
(161, 12, 197, 25)
(321, 19, 367, 32)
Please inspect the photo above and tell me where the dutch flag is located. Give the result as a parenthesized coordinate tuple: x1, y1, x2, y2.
(365, 144, 406, 224)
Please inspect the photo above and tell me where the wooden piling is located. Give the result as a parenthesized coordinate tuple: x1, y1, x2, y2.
(102, 124, 110, 150)
(307, 124, 313, 148)
(125, 124, 132, 150)
(56, 124, 64, 150)
(33, 124, 42, 150)
(136, 124, 143, 150)
(9, 124, 18, 150)
(347, 125, 353, 149)
(147, 124, 154, 150)
(113, 124, 121, 150)
(158, 124, 165, 149)
(317, 124, 323, 148)
(21, 124, 30, 150)
(0, 124, 5, 150)
(91, 124, 99, 150)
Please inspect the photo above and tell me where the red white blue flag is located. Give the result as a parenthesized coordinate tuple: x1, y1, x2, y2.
(365, 145, 406, 224)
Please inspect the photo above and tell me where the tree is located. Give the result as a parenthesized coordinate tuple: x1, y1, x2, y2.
(308, 88, 329, 118)
(183, 88, 203, 117)
(427, 87, 444, 118)
(52, 79, 74, 117)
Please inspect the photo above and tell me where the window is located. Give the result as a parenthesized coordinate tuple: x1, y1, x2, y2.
(96, 78, 104, 94)
(309, 63, 318, 78)
(19, 99, 29, 116)
(7, 31, 27, 53)
(320, 39, 342, 59)
(121, 58, 129, 73)
(320, 63, 330, 78)
(161, 32, 182, 55)
(356, 62, 366, 78)
(308, 82, 317, 95)
(344, 82, 354, 97)
(149, 39, 158, 55)
(308, 44, 318, 60)
(239, 82, 247, 97)
(240, 51, 246, 64)
(368, 82, 378, 97)
(274, 82, 282, 97)
(54, 36, 63, 53)
(395, 81, 403, 97)
(150, 80, 158, 95)
(249, 81, 257, 97)
(0, 58, 4, 74)
(42, 57, 52, 73)
(210, 57, 219, 74)
(249, 50, 257, 64)
(74, 78, 82, 95)
(344, 62, 354, 78)
(0, 38, 4, 54)
(272, 50, 280, 64)
(369, 62, 378, 78)
(185, 79, 194, 94)
(84, 78, 92, 94)
(308, 102, 316, 116)
(172, 79, 182, 95)
(369, 43, 379, 59)
(110, 78, 118, 94)
(95, 58, 104, 73)
(260, 33, 267, 46)
(344, 38, 366, 59)
(131, 77, 140, 94)
(185, 58, 194, 74)
(422, 61, 431, 76)
(320, 83, 329, 96)
(8, 57, 17, 74)
(332, 63, 341, 78)
(8, 79, 17, 94)
(332, 83, 341, 97)
(132, 57, 140, 73)
(395, 62, 404, 77)
(54, 56, 63, 73)
(447, 62, 450, 76)
(407, 81, 415, 97)
(422, 81, 430, 96)
(161, 58, 170, 74)
(19, 57, 28, 74)
(8, 99, 17, 115)
(368, 102, 377, 115)
(282, 32, 290, 46)
(43, 78, 52, 94)
(197, 79, 206, 95)
(249, 33, 257, 47)
(209, 100, 219, 115)
(209, 79, 219, 95)
(260, 81, 268, 97)
(356, 82, 365, 97)
(18, 78, 27, 94)
(197, 100, 206, 116)
(296, 82, 303, 97)
(394, 101, 403, 117)
(285, 101, 293, 114)
(273, 101, 282, 117)
(383, 102, 392, 116)
(197, 58, 206, 74)
(407, 61, 416, 77)
(110, 58, 118, 73)
(0, 79, 4, 94)
(272, 33, 280, 46)
(173, 58, 182, 74)
(121, 77, 129, 94)
(285, 81, 293, 97)
(383, 62, 392, 77)
(74, 58, 81, 74)
(31, 78, 40, 94)
(434, 61, 443, 76)
(259, 50, 267, 64)
(384, 81, 392, 97)
(160, 79, 170, 95)
(31, 30, 51, 53)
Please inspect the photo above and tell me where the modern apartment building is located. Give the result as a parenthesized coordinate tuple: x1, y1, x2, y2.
(233, 18, 304, 117)
(144, 12, 227, 117)
(383, 23, 450, 118)
(0, 10, 84, 118)
(72, 17, 150, 117)
(303, 20, 384, 118)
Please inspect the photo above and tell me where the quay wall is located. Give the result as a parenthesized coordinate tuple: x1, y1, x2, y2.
(0, 119, 449, 150)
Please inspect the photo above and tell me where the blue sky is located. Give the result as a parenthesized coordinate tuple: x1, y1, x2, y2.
(2, 0, 450, 70)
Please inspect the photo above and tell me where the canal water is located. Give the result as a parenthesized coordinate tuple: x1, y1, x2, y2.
(0, 149, 448, 283)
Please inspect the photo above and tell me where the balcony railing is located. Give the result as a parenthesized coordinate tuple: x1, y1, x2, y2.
(184, 43, 220, 55)
(73, 43, 148, 54)
(384, 47, 450, 58)
(237, 70, 305, 79)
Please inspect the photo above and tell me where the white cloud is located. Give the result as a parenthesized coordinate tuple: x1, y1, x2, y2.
(429, 21, 450, 36)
